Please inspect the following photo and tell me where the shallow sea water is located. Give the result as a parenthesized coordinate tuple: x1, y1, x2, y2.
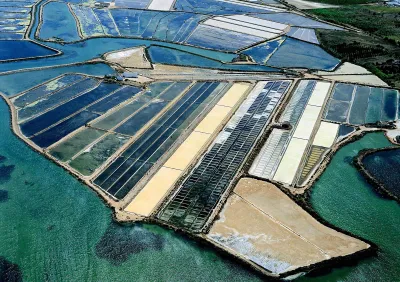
(0, 98, 262, 281)
(299, 132, 400, 281)
(0, 0, 399, 278)
(1, 94, 400, 280)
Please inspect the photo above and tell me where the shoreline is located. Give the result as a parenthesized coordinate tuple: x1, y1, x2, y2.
(0, 76, 390, 280)
(354, 147, 400, 204)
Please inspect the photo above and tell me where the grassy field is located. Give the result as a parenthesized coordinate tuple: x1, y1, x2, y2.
(309, 6, 400, 87)
(310, 6, 400, 42)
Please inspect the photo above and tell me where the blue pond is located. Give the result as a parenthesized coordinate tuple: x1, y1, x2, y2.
(39, 1, 81, 42)
(242, 37, 285, 64)
(174, 0, 279, 15)
(0, 40, 57, 61)
(148, 45, 280, 72)
(267, 37, 340, 70)
(0, 63, 114, 96)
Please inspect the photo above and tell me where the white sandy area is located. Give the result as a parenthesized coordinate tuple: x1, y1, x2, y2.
(312, 121, 339, 148)
(317, 62, 371, 76)
(148, 0, 175, 10)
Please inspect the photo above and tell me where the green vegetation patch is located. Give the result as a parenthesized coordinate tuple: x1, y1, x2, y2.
(309, 6, 400, 87)
(310, 6, 400, 42)
(315, 29, 400, 87)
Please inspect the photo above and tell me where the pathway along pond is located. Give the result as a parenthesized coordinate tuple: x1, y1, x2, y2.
(1, 94, 399, 280)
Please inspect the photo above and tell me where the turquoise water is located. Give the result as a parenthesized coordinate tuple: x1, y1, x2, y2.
(0, 98, 262, 281)
(0, 0, 399, 279)
(2, 90, 400, 280)
(39, 1, 80, 42)
(0, 38, 237, 74)
(0, 63, 114, 96)
(299, 133, 400, 281)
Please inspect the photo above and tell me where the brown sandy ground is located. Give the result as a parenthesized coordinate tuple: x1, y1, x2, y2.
(207, 178, 370, 275)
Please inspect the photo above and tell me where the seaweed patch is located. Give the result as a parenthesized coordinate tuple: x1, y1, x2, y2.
(95, 223, 165, 265)
(0, 257, 22, 282)
(0, 190, 8, 203)
(0, 163, 14, 185)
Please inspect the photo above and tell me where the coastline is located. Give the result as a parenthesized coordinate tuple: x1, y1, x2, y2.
(0, 80, 379, 280)
(354, 147, 400, 204)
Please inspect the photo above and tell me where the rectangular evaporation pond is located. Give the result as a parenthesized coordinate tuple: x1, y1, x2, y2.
(143, 81, 173, 98)
(69, 133, 130, 176)
(93, 9, 120, 36)
(381, 89, 398, 122)
(154, 13, 194, 41)
(332, 83, 354, 102)
(0, 40, 57, 61)
(110, 9, 154, 37)
(30, 111, 100, 148)
(0, 7, 30, 13)
(87, 86, 142, 114)
(279, 80, 315, 125)
(39, 1, 81, 42)
(115, 0, 150, 9)
(94, 82, 219, 199)
(98, 83, 214, 188)
(274, 137, 309, 184)
(20, 82, 120, 137)
(185, 24, 262, 52)
(157, 80, 290, 231)
(70, 5, 104, 37)
(13, 74, 85, 108)
(158, 82, 191, 101)
(49, 127, 105, 162)
(324, 99, 350, 123)
(0, 2, 33, 7)
(17, 77, 99, 122)
(148, 0, 175, 10)
(365, 88, 383, 124)
(110, 83, 220, 199)
(114, 100, 170, 136)
(113, 82, 186, 136)
(0, 12, 29, 19)
(349, 86, 370, 125)
(166, 14, 206, 43)
(91, 96, 150, 130)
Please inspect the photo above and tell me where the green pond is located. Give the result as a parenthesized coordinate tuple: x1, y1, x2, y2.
(0, 93, 399, 281)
